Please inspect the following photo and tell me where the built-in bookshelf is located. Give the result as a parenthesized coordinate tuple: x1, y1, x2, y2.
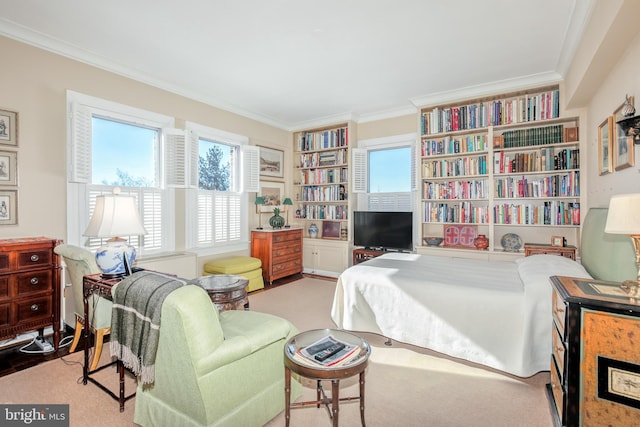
(292, 123, 355, 277)
(293, 124, 351, 239)
(418, 85, 583, 256)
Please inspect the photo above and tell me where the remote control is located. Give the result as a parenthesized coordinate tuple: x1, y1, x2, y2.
(314, 343, 346, 362)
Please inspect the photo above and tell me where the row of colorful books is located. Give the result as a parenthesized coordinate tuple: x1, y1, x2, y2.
(493, 201, 580, 225)
(495, 172, 580, 198)
(295, 204, 348, 221)
(422, 155, 488, 178)
(421, 89, 560, 135)
(421, 133, 488, 156)
(422, 179, 488, 200)
(299, 167, 348, 185)
(493, 148, 580, 173)
(296, 128, 349, 152)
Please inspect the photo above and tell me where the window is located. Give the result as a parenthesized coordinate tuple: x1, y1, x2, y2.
(185, 122, 259, 252)
(353, 134, 417, 212)
(66, 91, 175, 256)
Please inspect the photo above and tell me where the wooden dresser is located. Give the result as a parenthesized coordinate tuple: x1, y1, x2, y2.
(251, 229, 302, 284)
(548, 276, 640, 426)
(0, 237, 62, 349)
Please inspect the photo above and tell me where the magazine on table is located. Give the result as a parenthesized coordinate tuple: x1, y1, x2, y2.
(293, 335, 361, 367)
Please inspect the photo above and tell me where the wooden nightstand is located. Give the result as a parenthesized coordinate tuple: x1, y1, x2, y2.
(352, 248, 385, 265)
(524, 243, 576, 260)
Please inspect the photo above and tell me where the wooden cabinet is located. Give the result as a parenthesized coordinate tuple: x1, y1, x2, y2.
(524, 244, 576, 260)
(251, 229, 303, 284)
(303, 239, 348, 277)
(548, 276, 640, 426)
(0, 237, 62, 349)
(419, 85, 584, 257)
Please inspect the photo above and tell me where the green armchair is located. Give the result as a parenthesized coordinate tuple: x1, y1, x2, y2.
(54, 244, 111, 371)
(133, 284, 302, 427)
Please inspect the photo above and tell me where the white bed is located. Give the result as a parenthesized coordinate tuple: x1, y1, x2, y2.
(331, 252, 592, 377)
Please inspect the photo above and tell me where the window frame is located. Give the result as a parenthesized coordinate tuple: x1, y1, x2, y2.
(65, 90, 176, 256)
(352, 133, 418, 212)
(184, 121, 258, 255)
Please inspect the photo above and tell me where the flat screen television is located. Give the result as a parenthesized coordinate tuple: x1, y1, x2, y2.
(353, 211, 413, 251)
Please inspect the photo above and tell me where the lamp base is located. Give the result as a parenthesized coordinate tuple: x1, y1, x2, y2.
(95, 237, 137, 278)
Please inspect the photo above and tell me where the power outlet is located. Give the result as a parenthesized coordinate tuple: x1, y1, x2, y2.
(34, 337, 54, 353)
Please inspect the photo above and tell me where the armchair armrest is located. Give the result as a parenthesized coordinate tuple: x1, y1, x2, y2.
(196, 336, 252, 375)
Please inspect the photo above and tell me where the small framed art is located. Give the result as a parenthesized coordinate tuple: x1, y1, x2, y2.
(598, 356, 640, 410)
(614, 96, 635, 170)
(258, 181, 284, 212)
(551, 236, 565, 247)
(0, 109, 17, 147)
(258, 146, 284, 179)
(0, 189, 17, 225)
(598, 116, 613, 175)
(0, 150, 17, 186)
(322, 221, 341, 239)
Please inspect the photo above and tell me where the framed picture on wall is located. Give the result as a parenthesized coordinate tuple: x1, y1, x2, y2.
(614, 96, 635, 170)
(0, 189, 17, 225)
(0, 109, 18, 147)
(258, 146, 284, 179)
(0, 150, 17, 186)
(598, 116, 613, 175)
(258, 181, 284, 212)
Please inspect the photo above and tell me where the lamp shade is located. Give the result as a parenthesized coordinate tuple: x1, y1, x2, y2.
(605, 193, 640, 235)
(255, 196, 265, 206)
(84, 194, 147, 238)
(83, 193, 146, 278)
(283, 197, 293, 206)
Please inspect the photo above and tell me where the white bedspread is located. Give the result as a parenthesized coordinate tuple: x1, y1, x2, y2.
(331, 252, 591, 377)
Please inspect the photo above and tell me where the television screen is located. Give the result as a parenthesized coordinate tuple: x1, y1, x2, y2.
(353, 211, 413, 251)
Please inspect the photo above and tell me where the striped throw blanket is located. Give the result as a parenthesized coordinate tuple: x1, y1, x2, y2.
(110, 271, 187, 385)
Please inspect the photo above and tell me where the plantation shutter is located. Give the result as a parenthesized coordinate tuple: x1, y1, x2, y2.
(69, 102, 92, 183)
(242, 145, 260, 193)
(351, 148, 367, 193)
(163, 128, 189, 188)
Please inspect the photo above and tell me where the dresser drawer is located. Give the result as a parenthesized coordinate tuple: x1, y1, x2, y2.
(271, 230, 301, 244)
(272, 243, 302, 260)
(552, 323, 566, 383)
(0, 276, 8, 299)
(16, 296, 52, 323)
(550, 358, 564, 424)
(16, 249, 52, 270)
(272, 259, 302, 276)
(0, 253, 9, 273)
(0, 303, 9, 327)
(552, 288, 566, 337)
(16, 270, 52, 297)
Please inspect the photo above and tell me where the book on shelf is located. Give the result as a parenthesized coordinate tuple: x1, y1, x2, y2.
(290, 335, 362, 368)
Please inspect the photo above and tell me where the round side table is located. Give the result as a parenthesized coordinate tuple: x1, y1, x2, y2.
(195, 274, 249, 312)
(284, 328, 370, 427)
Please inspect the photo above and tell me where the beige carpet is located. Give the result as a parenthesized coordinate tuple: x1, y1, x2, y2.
(0, 276, 553, 426)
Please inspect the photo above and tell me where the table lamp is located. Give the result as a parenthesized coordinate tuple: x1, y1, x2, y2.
(283, 197, 293, 228)
(255, 196, 265, 229)
(83, 188, 147, 278)
(605, 193, 640, 288)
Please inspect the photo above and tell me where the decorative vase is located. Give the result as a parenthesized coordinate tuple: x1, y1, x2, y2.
(308, 223, 319, 238)
(269, 208, 285, 229)
(474, 234, 489, 250)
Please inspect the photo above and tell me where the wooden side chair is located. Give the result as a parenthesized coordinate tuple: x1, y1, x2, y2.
(54, 244, 112, 370)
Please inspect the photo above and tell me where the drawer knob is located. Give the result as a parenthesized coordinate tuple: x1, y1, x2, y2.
(30, 304, 39, 312)
(30, 277, 40, 285)
(30, 254, 40, 262)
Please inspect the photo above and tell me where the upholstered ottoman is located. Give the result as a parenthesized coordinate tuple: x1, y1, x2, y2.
(203, 256, 265, 292)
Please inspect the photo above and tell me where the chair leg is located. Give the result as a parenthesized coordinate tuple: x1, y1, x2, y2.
(69, 317, 83, 353)
(90, 328, 109, 371)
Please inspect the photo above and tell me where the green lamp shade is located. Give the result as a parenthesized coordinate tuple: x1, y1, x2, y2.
(283, 198, 293, 206)
(255, 196, 265, 205)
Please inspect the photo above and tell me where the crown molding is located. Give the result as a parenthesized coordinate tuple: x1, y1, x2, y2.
(410, 71, 563, 109)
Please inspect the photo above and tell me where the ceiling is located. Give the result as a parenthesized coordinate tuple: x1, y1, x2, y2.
(0, 0, 593, 131)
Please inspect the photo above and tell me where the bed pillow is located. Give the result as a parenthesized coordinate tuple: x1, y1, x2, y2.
(516, 254, 592, 287)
